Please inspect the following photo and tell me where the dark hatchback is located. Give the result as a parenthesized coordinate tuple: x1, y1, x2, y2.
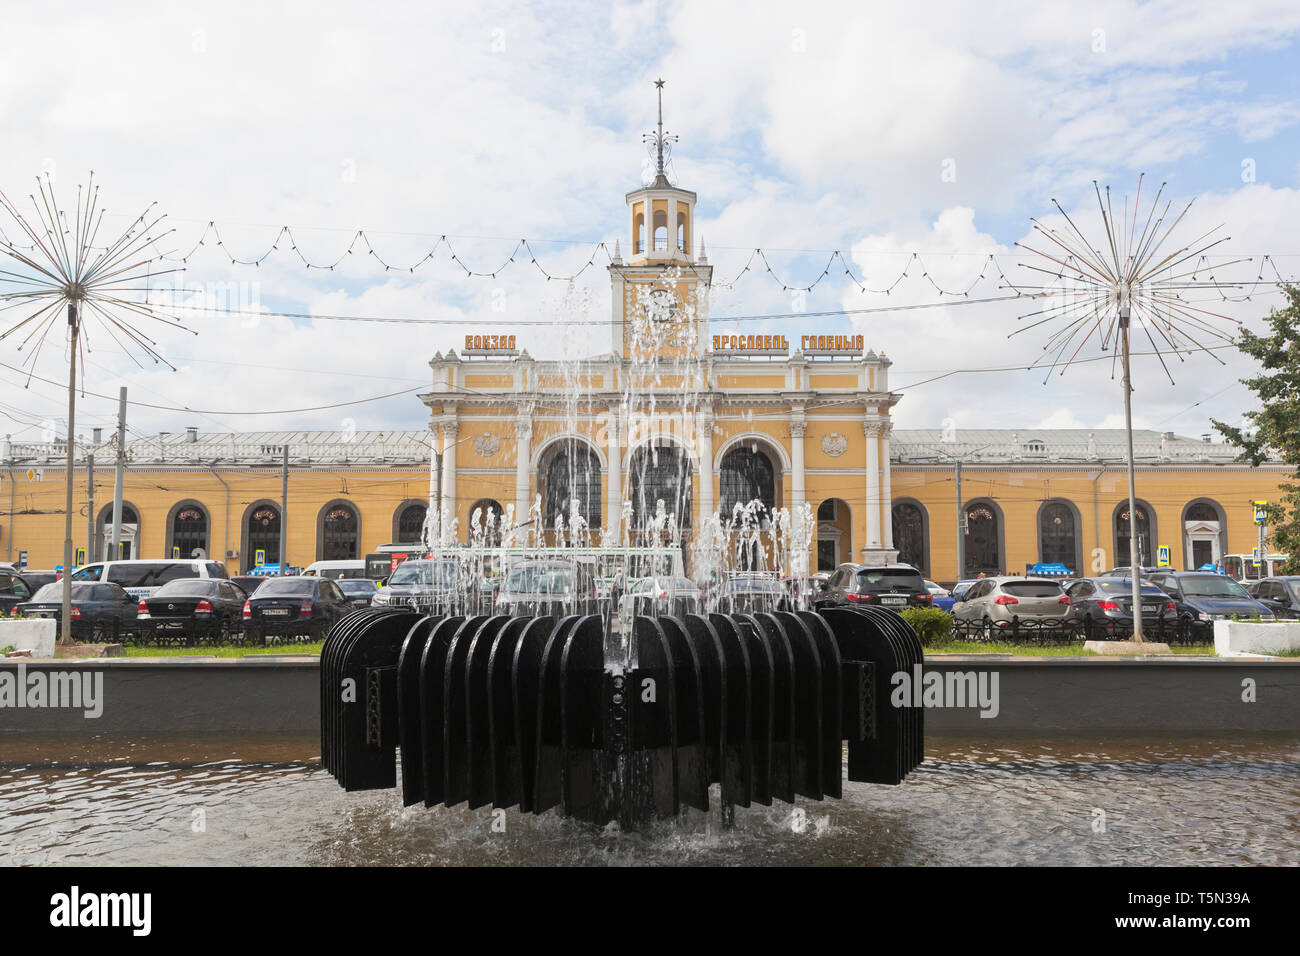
(718, 574, 788, 614)
(243, 575, 354, 641)
(814, 564, 931, 611)
(1064, 577, 1178, 639)
(17, 582, 138, 641)
(0, 571, 37, 614)
(336, 578, 379, 608)
(1249, 576, 1300, 620)
(230, 575, 269, 597)
(138, 578, 249, 641)
(1147, 571, 1275, 635)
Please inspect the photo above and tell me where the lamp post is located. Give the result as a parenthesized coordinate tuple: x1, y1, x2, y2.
(1014, 178, 1247, 643)
(59, 300, 80, 644)
(0, 174, 186, 644)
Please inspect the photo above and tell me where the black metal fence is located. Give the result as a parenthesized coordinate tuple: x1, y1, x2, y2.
(948, 617, 1210, 646)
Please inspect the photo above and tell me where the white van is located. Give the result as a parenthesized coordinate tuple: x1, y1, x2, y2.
(70, 558, 230, 600)
(302, 559, 367, 580)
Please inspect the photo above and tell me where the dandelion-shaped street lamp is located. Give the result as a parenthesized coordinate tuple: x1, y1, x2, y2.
(1011, 177, 1247, 642)
(0, 173, 186, 643)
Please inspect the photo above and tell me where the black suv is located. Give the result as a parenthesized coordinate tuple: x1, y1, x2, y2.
(1252, 576, 1300, 620)
(814, 563, 931, 611)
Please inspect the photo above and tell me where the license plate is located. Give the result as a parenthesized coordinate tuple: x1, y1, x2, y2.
(1141, 605, 1157, 613)
(881, 596, 906, 605)
(262, 608, 290, 616)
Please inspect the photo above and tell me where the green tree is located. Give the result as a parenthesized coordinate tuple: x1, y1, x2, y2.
(1211, 282, 1300, 573)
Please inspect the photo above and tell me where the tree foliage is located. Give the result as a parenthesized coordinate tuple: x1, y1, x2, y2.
(1212, 283, 1300, 572)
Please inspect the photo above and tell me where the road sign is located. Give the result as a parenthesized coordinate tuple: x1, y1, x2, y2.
(1254, 500, 1268, 524)
(172, 546, 180, 558)
(1157, 545, 1171, 567)
(255, 549, 266, 566)
(75, 547, 86, 565)
(17, 550, 27, 569)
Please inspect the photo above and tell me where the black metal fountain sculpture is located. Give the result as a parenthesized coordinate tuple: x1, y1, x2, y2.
(321, 606, 924, 828)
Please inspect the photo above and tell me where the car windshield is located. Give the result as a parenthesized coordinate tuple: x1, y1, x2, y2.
(1180, 576, 1251, 598)
(152, 579, 220, 597)
(857, 569, 923, 589)
(504, 566, 575, 594)
(106, 563, 201, 588)
(32, 583, 97, 602)
(1097, 580, 1168, 596)
(388, 562, 456, 587)
(632, 577, 697, 593)
(338, 580, 377, 594)
(256, 578, 316, 596)
(1001, 581, 1064, 597)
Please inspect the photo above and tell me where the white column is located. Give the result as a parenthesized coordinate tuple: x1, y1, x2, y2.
(440, 419, 459, 541)
(514, 418, 532, 521)
(605, 406, 622, 536)
(790, 406, 807, 512)
(697, 405, 714, 524)
(880, 419, 893, 548)
(864, 418, 881, 550)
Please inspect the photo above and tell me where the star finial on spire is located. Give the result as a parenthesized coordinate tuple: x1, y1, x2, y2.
(644, 78, 677, 186)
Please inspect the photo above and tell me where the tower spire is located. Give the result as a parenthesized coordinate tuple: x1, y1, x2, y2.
(645, 78, 677, 187)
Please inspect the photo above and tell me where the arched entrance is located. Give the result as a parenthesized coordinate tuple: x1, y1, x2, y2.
(243, 502, 281, 570)
(628, 440, 692, 530)
(97, 503, 140, 560)
(963, 500, 1003, 578)
(891, 500, 928, 574)
(318, 501, 360, 561)
(1114, 500, 1157, 569)
(815, 498, 851, 571)
(1182, 499, 1226, 569)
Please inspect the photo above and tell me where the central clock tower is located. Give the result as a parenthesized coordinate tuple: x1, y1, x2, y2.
(609, 79, 711, 360)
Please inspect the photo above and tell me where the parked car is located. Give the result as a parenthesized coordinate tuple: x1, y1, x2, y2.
(949, 579, 980, 603)
(16, 581, 139, 641)
(336, 577, 380, 608)
(718, 573, 788, 614)
(371, 558, 461, 613)
(1253, 576, 1300, 620)
(1146, 570, 1276, 635)
(952, 576, 1070, 637)
(782, 572, 829, 609)
(243, 576, 354, 642)
(622, 576, 703, 618)
(1100, 566, 1165, 577)
(138, 578, 249, 641)
(230, 574, 269, 596)
(495, 559, 597, 617)
(815, 563, 931, 611)
(925, 580, 955, 612)
(18, 570, 60, 591)
(302, 559, 368, 579)
(1064, 577, 1178, 639)
(0, 571, 37, 614)
(69, 559, 229, 600)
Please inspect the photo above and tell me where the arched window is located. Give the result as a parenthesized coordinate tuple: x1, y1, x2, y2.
(629, 442, 692, 529)
(1038, 501, 1077, 571)
(396, 502, 427, 543)
(99, 503, 140, 560)
(468, 498, 505, 545)
(653, 209, 667, 251)
(963, 502, 1001, 577)
(320, 502, 359, 561)
(719, 445, 776, 519)
(246, 504, 280, 570)
(892, 501, 927, 573)
(1185, 502, 1218, 522)
(1115, 502, 1155, 568)
(171, 504, 208, 559)
(543, 441, 602, 529)
(677, 212, 688, 253)
(634, 211, 645, 255)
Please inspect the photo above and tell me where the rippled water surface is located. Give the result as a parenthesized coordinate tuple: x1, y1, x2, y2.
(2, 735, 1297, 865)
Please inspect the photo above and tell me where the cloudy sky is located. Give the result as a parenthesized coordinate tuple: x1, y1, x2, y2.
(2, 0, 1299, 445)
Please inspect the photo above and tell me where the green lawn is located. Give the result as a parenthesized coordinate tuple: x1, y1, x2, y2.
(926, 641, 1217, 657)
(124, 641, 324, 658)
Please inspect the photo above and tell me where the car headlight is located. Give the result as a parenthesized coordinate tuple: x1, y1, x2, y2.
(1198, 612, 1214, 622)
